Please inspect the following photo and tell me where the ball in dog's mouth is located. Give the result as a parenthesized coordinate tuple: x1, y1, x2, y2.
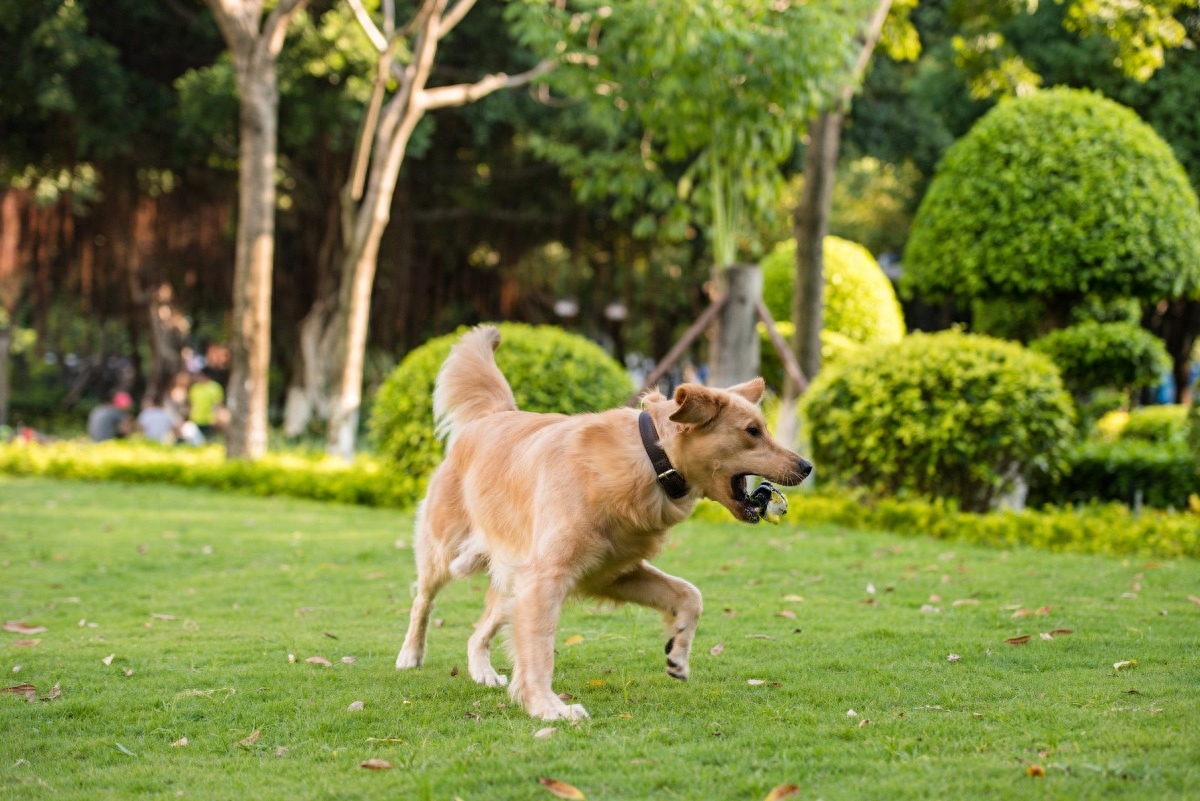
(731, 474, 788, 524)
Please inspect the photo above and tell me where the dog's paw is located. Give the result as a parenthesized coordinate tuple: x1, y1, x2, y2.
(666, 656, 689, 681)
(395, 649, 423, 669)
(529, 701, 590, 721)
(470, 666, 509, 687)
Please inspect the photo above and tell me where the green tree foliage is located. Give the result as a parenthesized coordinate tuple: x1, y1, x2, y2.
(1030, 321, 1171, 398)
(802, 331, 1076, 512)
(369, 323, 630, 484)
(506, 0, 873, 265)
(902, 88, 1200, 317)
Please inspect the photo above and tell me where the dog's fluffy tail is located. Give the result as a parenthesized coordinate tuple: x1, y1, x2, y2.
(434, 325, 517, 445)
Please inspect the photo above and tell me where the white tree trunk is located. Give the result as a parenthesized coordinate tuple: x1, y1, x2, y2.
(710, 263, 763, 388)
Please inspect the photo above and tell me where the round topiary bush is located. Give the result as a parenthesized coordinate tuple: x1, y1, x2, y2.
(1029, 321, 1170, 397)
(801, 331, 1076, 511)
(903, 88, 1200, 310)
(762, 235, 905, 343)
(759, 236, 905, 388)
(370, 323, 631, 483)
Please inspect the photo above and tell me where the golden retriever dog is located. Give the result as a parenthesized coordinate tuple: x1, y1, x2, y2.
(395, 326, 812, 720)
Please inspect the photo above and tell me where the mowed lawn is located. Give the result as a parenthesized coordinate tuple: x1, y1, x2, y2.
(2, 477, 1199, 800)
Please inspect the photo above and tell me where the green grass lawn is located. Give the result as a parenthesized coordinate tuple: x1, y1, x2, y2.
(3, 477, 1199, 800)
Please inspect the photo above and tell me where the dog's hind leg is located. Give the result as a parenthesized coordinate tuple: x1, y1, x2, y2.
(467, 584, 508, 687)
(595, 561, 703, 681)
(395, 502, 457, 670)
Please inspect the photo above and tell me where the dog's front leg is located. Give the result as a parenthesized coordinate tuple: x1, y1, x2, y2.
(508, 570, 588, 721)
(597, 561, 703, 681)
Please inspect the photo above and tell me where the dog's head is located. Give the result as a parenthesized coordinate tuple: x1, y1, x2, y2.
(646, 378, 812, 523)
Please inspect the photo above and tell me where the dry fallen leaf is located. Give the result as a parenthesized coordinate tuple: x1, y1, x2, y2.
(947, 654, 962, 663)
(857, 718, 871, 728)
(952, 598, 980, 607)
(1039, 632, 1054, 641)
(360, 759, 395, 770)
(10, 640, 40, 648)
(710, 642, 725, 656)
(776, 610, 796, 619)
(1049, 628, 1073, 636)
(102, 654, 115, 666)
(238, 730, 261, 747)
(1114, 660, 1137, 671)
(1188, 595, 1200, 606)
(747, 679, 766, 686)
(919, 605, 941, 614)
(782, 594, 805, 603)
(928, 594, 943, 604)
(347, 701, 364, 712)
(450, 665, 459, 677)
(538, 777, 585, 800)
(564, 635, 585, 646)
(1035, 605, 1052, 615)
(171, 737, 189, 748)
(3, 683, 37, 702)
(1027, 764, 1045, 778)
(846, 709, 858, 717)
(151, 614, 177, 621)
(3, 622, 47, 635)
(1006, 635, 1032, 646)
(42, 683, 61, 701)
(305, 656, 332, 667)
(534, 727, 556, 739)
(763, 785, 801, 801)
(341, 656, 357, 664)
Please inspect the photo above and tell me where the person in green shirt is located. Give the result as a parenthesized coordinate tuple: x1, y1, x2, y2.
(187, 371, 225, 438)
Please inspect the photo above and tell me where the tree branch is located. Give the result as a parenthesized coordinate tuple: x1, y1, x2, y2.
(838, 0, 893, 107)
(347, 0, 387, 52)
(262, 0, 308, 58)
(438, 0, 478, 39)
(419, 59, 556, 110)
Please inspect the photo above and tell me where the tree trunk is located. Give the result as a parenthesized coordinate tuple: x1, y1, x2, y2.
(776, 110, 843, 447)
(0, 188, 22, 428)
(282, 295, 338, 436)
(225, 71, 280, 458)
(320, 0, 554, 460)
(204, 0, 307, 459)
(710, 263, 763, 388)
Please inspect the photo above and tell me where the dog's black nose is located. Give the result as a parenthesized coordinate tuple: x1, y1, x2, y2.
(797, 458, 813, 481)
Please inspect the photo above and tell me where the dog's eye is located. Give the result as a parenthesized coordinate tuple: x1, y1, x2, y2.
(746, 426, 762, 438)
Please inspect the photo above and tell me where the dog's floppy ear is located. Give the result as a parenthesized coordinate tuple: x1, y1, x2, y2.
(726, 377, 765, 405)
(670, 383, 725, 425)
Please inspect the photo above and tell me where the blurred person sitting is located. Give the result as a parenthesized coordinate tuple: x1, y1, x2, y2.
(187, 370, 224, 439)
(87, 391, 134, 442)
(136, 396, 181, 445)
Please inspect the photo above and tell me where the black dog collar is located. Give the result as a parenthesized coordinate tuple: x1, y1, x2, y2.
(638, 411, 691, 499)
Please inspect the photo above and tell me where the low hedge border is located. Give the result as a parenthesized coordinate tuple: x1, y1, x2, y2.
(0, 441, 423, 509)
(693, 492, 1200, 560)
(4, 441, 1198, 560)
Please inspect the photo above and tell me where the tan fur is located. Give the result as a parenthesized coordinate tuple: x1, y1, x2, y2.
(396, 325, 811, 720)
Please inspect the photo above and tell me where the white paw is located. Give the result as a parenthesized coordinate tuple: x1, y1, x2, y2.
(395, 650, 422, 669)
(532, 702, 589, 721)
(470, 666, 508, 687)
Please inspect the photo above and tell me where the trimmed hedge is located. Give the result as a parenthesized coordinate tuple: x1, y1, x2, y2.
(904, 87, 1200, 306)
(0, 441, 422, 508)
(1096, 404, 1188, 445)
(1030, 321, 1171, 397)
(1029, 439, 1198, 510)
(802, 331, 1076, 512)
(692, 490, 1200, 559)
(369, 323, 631, 489)
(761, 235, 905, 345)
